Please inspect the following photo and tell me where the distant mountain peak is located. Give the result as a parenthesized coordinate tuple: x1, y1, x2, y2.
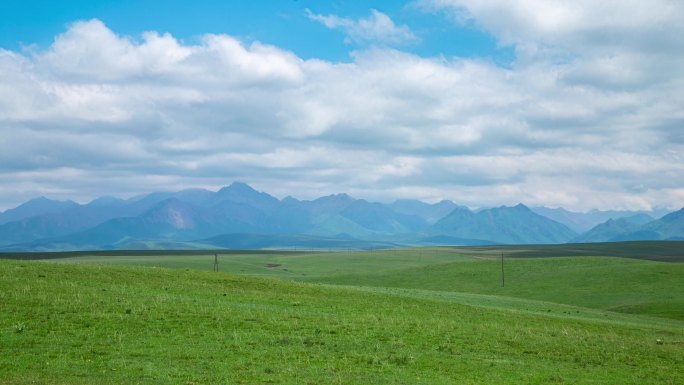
(213, 182, 279, 210)
(282, 196, 300, 204)
(0, 196, 78, 225)
(661, 206, 684, 221)
(22, 196, 76, 206)
(221, 181, 257, 193)
(432, 203, 575, 244)
(491, 203, 531, 213)
(87, 196, 125, 207)
(27, 196, 52, 203)
(216, 182, 258, 196)
(316, 193, 355, 202)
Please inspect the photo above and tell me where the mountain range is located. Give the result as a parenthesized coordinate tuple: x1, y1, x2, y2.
(0, 182, 682, 251)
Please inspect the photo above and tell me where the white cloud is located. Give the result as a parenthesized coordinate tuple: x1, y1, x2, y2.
(417, 0, 684, 47)
(306, 9, 419, 46)
(417, 0, 684, 86)
(0, 15, 683, 212)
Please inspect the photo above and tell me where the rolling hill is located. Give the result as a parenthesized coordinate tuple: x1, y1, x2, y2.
(2, 257, 682, 384)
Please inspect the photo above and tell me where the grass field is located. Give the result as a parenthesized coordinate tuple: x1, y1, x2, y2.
(32, 244, 684, 320)
(1, 242, 683, 383)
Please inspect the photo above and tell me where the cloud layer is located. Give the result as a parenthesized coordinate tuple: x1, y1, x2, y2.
(307, 9, 419, 46)
(1, 3, 683, 211)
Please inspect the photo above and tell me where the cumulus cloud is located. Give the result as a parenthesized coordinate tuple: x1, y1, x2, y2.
(416, 0, 684, 85)
(306, 9, 419, 46)
(0, 11, 683, 212)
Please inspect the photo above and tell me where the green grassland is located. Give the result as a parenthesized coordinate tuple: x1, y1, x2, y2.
(1, 260, 683, 384)
(1, 242, 683, 383)
(32, 243, 684, 320)
(310, 255, 684, 321)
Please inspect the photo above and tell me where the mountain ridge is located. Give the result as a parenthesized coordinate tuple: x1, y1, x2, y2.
(430, 203, 577, 244)
(1, 183, 681, 251)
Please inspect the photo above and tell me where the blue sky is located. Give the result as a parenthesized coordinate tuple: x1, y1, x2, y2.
(0, 1, 683, 212)
(0, 0, 513, 63)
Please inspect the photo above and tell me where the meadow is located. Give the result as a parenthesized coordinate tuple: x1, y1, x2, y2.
(1, 242, 683, 384)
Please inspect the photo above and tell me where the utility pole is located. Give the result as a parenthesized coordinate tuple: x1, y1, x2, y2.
(213, 253, 219, 272)
(501, 252, 505, 287)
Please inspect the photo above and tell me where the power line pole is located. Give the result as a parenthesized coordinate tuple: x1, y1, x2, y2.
(501, 252, 505, 287)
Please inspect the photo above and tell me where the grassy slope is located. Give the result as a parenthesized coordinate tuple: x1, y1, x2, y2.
(1, 260, 683, 384)
(453, 241, 684, 262)
(40, 247, 684, 320)
(310, 256, 684, 321)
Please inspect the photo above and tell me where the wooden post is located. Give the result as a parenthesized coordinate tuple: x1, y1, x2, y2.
(213, 254, 219, 272)
(501, 252, 505, 287)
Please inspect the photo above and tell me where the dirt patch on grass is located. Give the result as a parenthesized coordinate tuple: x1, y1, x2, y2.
(266, 263, 282, 268)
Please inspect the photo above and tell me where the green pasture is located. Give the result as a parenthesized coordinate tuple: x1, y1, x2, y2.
(1, 242, 683, 383)
(31, 245, 684, 320)
(1, 260, 683, 384)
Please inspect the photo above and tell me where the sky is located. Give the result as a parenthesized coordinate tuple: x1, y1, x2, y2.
(1, 0, 683, 212)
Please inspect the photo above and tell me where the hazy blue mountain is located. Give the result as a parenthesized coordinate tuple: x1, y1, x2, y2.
(340, 200, 428, 234)
(0, 215, 72, 245)
(45, 198, 265, 249)
(431, 204, 577, 244)
(0, 197, 78, 224)
(276, 196, 430, 237)
(0, 184, 273, 246)
(302, 194, 356, 215)
(621, 213, 654, 226)
(574, 208, 684, 242)
(123, 188, 215, 211)
(33, 192, 318, 250)
(49, 199, 211, 248)
(632, 207, 684, 240)
(412, 234, 498, 246)
(304, 212, 381, 239)
(208, 198, 312, 235)
(389, 199, 461, 224)
(5, 182, 681, 251)
(434, 205, 476, 223)
(531, 207, 657, 233)
(0, 193, 177, 245)
(264, 201, 312, 234)
(211, 182, 280, 209)
(0, 203, 139, 246)
(133, 189, 215, 208)
(279, 194, 380, 238)
(86, 196, 127, 207)
(573, 214, 654, 243)
(200, 233, 399, 250)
